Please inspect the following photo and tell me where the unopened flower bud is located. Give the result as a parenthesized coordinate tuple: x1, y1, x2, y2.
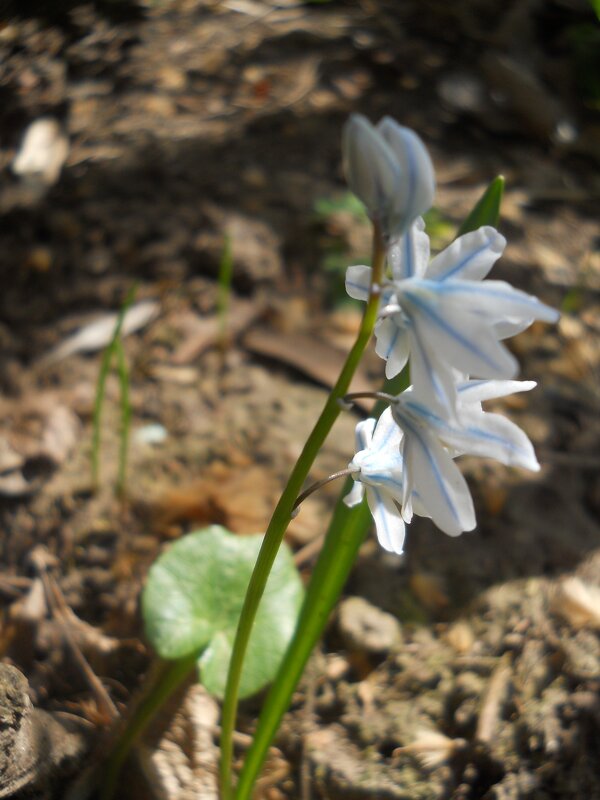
(377, 116, 435, 238)
(343, 114, 435, 241)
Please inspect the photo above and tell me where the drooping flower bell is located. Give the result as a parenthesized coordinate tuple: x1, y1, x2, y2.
(389, 380, 540, 535)
(343, 115, 435, 242)
(346, 218, 559, 417)
(343, 407, 407, 554)
(344, 379, 543, 541)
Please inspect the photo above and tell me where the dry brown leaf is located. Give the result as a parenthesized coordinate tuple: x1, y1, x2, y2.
(244, 327, 375, 409)
(151, 463, 280, 535)
(171, 299, 264, 365)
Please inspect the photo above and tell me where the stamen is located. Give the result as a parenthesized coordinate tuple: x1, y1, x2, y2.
(291, 468, 359, 517)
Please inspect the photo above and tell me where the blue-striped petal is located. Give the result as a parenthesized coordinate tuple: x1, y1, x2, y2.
(433, 279, 559, 324)
(406, 321, 461, 417)
(354, 418, 376, 452)
(400, 282, 520, 379)
(401, 396, 540, 472)
(389, 217, 430, 280)
(457, 379, 536, 405)
(343, 115, 403, 225)
(371, 407, 403, 453)
(365, 486, 406, 554)
(377, 117, 435, 239)
(394, 410, 476, 536)
(426, 226, 505, 282)
(345, 264, 372, 301)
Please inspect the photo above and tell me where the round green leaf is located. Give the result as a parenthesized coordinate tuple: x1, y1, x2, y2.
(142, 526, 304, 699)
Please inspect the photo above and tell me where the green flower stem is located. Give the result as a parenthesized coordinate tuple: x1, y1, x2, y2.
(219, 223, 386, 800)
(233, 371, 409, 800)
(100, 654, 197, 800)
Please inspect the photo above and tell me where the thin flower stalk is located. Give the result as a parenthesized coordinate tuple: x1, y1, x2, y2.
(218, 223, 387, 799)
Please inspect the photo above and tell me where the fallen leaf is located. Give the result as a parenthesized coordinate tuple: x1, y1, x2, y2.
(39, 300, 159, 366)
(244, 327, 375, 408)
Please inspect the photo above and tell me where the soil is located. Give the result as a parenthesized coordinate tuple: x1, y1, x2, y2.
(0, 1, 599, 798)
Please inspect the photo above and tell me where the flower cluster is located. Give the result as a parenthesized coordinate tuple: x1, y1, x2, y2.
(342, 114, 559, 554)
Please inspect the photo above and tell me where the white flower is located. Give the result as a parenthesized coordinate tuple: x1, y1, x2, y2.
(343, 408, 407, 554)
(390, 396, 476, 537)
(390, 380, 540, 535)
(343, 115, 435, 242)
(346, 219, 559, 417)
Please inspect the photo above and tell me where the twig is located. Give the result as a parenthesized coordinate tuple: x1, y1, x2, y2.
(475, 656, 512, 744)
(33, 555, 118, 723)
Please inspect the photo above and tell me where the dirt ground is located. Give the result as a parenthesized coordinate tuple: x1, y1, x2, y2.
(0, 0, 599, 798)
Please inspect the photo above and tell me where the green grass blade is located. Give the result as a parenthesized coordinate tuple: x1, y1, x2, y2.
(90, 283, 137, 490)
(114, 338, 132, 498)
(456, 175, 504, 236)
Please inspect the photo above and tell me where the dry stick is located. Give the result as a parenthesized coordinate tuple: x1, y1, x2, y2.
(475, 656, 512, 745)
(36, 565, 118, 723)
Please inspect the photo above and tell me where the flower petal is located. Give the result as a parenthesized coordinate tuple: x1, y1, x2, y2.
(377, 117, 435, 237)
(394, 411, 476, 536)
(443, 411, 540, 471)
(374, 317, 411, 379)
(344, 480, 365, 508)
(433, 279, 560, 324)
(457, 379, 536, 405)
(345, 264, 372, 302)
(371, 406, 404, 453)
(406, 323, 461, 417)
(343, 115, 403, 225)
(402, 397, 540, 471)
(355, 417, 376, 452)
(366, 486, 406, 554)
(401, 283, 520, 379)
(389, 217, 430, 280)
(426, 226, 506, 282)
(493, 317, 534, 339)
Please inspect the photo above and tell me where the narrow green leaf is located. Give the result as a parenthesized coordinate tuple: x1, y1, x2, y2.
(114, 338, 131, 498)
(142, 526, 304, 699)
(91, 283, 137, 489)
(217, 234, 234, 352)
(456, 175, 504, 236)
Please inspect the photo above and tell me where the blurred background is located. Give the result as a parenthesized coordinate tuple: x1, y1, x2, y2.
(0, 1, 599, 798)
